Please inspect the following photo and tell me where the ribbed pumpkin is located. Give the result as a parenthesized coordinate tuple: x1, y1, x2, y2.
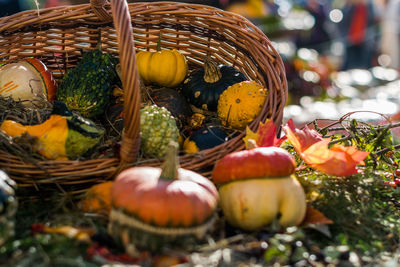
(136, 38, 188, 88)
(217, 80, 268, 130)
(108, 142, 219, 253)
(182, 56, 247, 112)
(212, 146, 306, 231)
(0, 170, 18, 246)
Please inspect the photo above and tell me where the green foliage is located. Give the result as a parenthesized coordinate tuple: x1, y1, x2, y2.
(297, 168, 400, 259)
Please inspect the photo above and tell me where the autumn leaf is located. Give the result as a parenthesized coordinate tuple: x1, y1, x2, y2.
(302, 206, 334, 225)
(284, 119, 323, 151)
(31, 223, 95, 243)
(283, 119, 369, 177)
(243, 119, 286, 148)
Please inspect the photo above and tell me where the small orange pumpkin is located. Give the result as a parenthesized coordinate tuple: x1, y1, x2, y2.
(78, 181, 114, 215)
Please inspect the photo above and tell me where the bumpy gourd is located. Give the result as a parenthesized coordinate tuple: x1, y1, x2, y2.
(212, 146, 306, 231)
(140, 105, 179, 158)
(56, 45, 120, 118)
(217, 80, 267, 130)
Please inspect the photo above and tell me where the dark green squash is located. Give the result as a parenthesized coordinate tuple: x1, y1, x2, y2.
(149, 87, 193, 129)
(183, 125, 228, 154)
(182, 57, 247, 112)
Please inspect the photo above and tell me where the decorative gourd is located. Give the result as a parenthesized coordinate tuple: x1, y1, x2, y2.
(0, 58, 57, 106)
(182, 56, 247, 111)
(56, 43, 120, 118)
(0, 101, 104, 160)
(217, 80, 268, 130)
(140, 105, 179, 158)
(149, 87, 193, 129)
(183, 126, 228, 154)
(78, 181, 114, 215)
(136, 37, 188, 88)
(0, 170, 18, 246)
(212, 146, 306, 231)
(108, 142, 219, 252)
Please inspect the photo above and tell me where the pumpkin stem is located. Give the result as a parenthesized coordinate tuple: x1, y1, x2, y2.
(203, 55, 222, 83)
(156, 32, 162, 52)
(160, 141, 180, 180)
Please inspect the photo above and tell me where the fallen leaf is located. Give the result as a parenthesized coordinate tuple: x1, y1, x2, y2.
(42, 225, 96, 243)
(302, 206, 333, 225)
(283, 119, 369, 177)
(243, 119, 286, 148)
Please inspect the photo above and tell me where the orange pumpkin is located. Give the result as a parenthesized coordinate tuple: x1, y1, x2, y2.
(108, 142, 218, 252)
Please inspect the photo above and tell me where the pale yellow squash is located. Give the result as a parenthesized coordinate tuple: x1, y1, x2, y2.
(218, 176, 306, 231)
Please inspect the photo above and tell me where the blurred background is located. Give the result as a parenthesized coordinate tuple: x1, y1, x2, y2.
(2, 0, 400, 127)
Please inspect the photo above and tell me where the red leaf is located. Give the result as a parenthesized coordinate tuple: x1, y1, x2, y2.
(283, 120, 369, 177)
(243, 119, 286, 148)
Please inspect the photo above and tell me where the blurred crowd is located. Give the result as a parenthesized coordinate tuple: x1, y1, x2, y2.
(1, 0, 399, 70)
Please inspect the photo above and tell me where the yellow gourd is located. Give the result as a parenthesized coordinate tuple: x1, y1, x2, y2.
(217, 81, 267, 130)
(136, 36, 188, 88)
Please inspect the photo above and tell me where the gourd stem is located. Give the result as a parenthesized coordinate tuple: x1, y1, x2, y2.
(156, 32, 162, 52)
(203, 55, 222, 83)
(160, 141, 180, 180)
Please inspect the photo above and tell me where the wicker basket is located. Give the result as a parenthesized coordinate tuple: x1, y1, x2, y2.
(0, 0, 287, 196)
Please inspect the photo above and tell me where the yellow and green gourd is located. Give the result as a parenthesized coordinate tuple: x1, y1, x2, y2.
(0, 101, 104, 160)
(140, 105, 179, 158)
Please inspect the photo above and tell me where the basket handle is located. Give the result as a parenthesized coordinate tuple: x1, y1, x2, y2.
(91, 0, 141, 169)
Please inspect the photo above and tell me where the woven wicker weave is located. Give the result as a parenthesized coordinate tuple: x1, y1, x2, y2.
(0, 0, 287, 195)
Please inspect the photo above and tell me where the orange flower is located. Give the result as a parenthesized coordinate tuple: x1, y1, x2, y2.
(283, 119, 369, 177)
